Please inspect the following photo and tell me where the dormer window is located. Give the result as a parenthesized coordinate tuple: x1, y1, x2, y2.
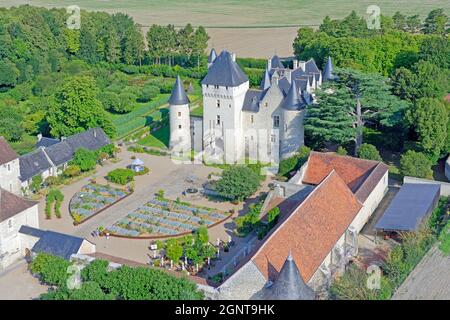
(273, 116, 280, 128)
(214, 85, 219, 89)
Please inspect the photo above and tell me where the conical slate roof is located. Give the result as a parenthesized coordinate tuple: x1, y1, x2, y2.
(271, 55, 284, 69)
(280, 80, 304, 111)
(260, 253, 315, 300)
(201, 51, 248, 87)
(323, 56, 336, 82)
(260, 69, 271, 91)
(169, 76, 190, 105)
(208, 48, 217, 64)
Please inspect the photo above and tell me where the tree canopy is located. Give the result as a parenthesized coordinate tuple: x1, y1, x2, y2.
(216, 165, 261, 202)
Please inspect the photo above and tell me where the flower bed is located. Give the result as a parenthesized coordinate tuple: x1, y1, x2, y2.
(70, 183, 131, 224)
(106, 198, 230, 238)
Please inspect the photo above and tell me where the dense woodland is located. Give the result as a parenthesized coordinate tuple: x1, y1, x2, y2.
(294, 9, 449, 179)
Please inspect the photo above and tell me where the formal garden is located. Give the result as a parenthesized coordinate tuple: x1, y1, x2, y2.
(106, 196, 230, 238)
(69, 183, 131, 224)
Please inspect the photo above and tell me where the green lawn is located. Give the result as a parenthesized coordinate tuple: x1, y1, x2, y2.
(138, 125, 170, 149)
(191, 106, 203, 117)
(10, 134, 36, 155)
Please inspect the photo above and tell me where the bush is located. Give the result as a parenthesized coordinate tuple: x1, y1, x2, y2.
(137, 85, 159, 103)
(216, 165, 261, 202)
(134, 166, 150, 176)
(44, 176, 60, 187)
(278, 146, 311, 177)
(358, 143, 382, 161)
(400, 150, 433, 178)
(336, 146, 348, 156)
(30, 253, 71, 287)
(30, 175, 43, 193)
(63, 165, 81, 178)
(71, 148, 98, 172)
(106, 168, 135, 185)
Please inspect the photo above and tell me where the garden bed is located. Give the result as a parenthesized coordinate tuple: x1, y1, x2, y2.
(69, 183, 132, 225)
(106, 198, 231, 239)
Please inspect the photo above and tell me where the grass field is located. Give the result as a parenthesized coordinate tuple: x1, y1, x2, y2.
(3, 1, 449, 57)
(138, 126, 170, 149)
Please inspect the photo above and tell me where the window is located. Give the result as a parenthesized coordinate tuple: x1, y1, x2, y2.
(178, 112, 181, 117)
(265, 102, 268, 108)
(178, 125, 182, 129)
(229, 104, 231, 108)
(251, 115, 254, 123)
(217, 100, 220, 108)
(8, 219, 13, 232)
(214, 85, 219, 89)
(7, 164, 10, 171)
(271, 134, 276, 143)
(217, 115, 221, 125)
(273, 116, 280, 128)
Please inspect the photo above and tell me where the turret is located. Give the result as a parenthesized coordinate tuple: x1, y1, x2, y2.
(207, 48, 217, 68)
(280, 80, 306, 159)
(169, 76, 191, 153)
(323, 56, 337, 82)
(259, 252, 316, 300)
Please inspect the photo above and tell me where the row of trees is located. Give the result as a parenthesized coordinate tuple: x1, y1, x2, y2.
(0, 6, 209, 92)
(30, 253, 203, 300)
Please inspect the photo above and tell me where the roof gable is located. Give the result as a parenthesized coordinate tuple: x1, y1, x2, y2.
(0, 188, 38, 223)
(252, 171, 362, 282)
(302, 152, 382, 192)
(19, 149, 53, 182)
(0, 137, 18, 165)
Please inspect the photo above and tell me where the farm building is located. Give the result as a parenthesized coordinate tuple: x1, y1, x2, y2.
(211, 152, 389, 299)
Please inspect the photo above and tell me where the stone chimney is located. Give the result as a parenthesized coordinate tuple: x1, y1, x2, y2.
(37, 133, 42, 142)
(267, 58, 272, 70)
(293, 59, 299, 70)
(286, 70, 292, 83)
(231, 53, 236, 62)
(298, 61, 306, 72)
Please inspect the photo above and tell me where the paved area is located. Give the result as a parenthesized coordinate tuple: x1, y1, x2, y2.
(392, 245, 450, 300)
(0, 260, 48, 300)
(39, 148, 271, 268)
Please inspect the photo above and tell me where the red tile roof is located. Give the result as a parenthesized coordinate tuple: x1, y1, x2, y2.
(302, 151, 386, 194)
(252, 171, 362, 282)
(0, 136, 18, 165)
(0, 188, 38, 223)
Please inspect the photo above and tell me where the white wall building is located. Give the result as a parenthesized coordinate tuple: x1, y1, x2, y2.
(0, 137, 21, 194)
(0, 188, 39, 270)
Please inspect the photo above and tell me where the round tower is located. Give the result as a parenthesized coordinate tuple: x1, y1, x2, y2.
(169, 75, 191, 153)
(280, 80, 306, 159)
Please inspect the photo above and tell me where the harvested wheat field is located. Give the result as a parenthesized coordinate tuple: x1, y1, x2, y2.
(3, 0, 449, 58)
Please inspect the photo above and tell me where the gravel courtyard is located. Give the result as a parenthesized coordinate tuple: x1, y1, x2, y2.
(392, 245, 450, 300)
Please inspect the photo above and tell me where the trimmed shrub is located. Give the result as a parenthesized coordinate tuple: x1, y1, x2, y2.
(106, 168, 135, 185)
(400, 150, 433, 178)
(358, 143, 382, 161)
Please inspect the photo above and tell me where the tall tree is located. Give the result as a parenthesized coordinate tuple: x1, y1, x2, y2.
(406, 98, 448, 161)
(47, 75, 115, 138)
(423, 8, 448, 35)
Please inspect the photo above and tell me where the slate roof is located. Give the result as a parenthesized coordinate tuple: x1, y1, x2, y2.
(19, 225, 45, 238)
(258, 253, 315, 300)
(208, 48, 217, 63)
(201, 50, 248, 87)
(169, 76, 190, 105)
(260, 69, 271, 91)
(19, 148, 53, 182)
(271, 55, 285, 69)
(302, 151, 386, 194)
(323, 56, 338, 82)
(0, 136, 18, 165)
(280, 80, 306, 111)
(0, 188, 38, 223)
(20, 128, 110, 180)
(252, 171, 362, 283)
(35, 137, 59, 149)
(375, 183, 440, 232)
(242, 90, 263, 113)
(31, 230, 85, 260)
(45, 128, 110, 167)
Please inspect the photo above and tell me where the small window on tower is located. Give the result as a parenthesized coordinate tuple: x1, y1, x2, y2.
(265, 102, 268, 107)
(251, 115, 254, 123)
(217, 100, 220, 108)
(178, 112, 181, 117)
(178, 125, 182, 129)
(217, 115, 221, 125)
(271, 134, 276, 142)
(273, 116, 280, 128)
